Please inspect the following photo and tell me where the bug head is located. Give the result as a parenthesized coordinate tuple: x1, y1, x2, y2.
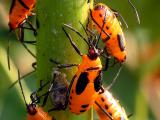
(27, 104, 37, 115)
(88, 45, 103, 60)
(17, 69, 38, 115)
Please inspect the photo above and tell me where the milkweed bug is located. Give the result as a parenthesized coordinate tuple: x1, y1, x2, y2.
(7, 0, 37, 70)
(34, 69, 69, 112)
(94, 90, 129, 120)
(89, 2, 140, 69)
(9, 0, 36, 34)
(90, 3, 127, 65)
(49, 23, 105, 114)
(17, 70, 53, 120)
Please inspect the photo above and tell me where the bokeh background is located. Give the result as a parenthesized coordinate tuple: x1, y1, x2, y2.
(0, 0, 160, 120)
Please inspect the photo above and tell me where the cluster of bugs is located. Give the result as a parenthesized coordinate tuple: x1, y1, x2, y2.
(8, 0, 140, 120)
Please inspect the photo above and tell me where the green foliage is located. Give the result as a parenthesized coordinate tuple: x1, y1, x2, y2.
(0, 0, 160, 120)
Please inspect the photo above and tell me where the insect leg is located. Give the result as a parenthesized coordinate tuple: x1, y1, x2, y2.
(18, 24, 36, 44)
(7, 37, 10, 70)
(89, 9, 110, 39)
(107, 65, 123, 90)
(26, 20, 37, 36)
(50, 59, 78, 69)
(21, 42, 36, 58)
(95, 101, 113, 120)
(102, 47, 111, 71)
(32, 62, 37, 70)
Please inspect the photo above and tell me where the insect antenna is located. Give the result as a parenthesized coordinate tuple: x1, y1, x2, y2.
(79, 21, 89, 37)
(128, 0, 140, 24)
(18, 69, 28, 108)
(62, 27, 83, 56)
(111, 9, 128, 28)
(8, 70, 35, 89)
(63, 23, 90, 46)
(107, 65, 123, 90)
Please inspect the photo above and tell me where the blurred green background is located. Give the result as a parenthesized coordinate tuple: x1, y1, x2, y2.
(0, 0, 160, 120)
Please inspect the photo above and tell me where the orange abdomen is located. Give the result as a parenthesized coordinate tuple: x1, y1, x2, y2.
(91, 3, 126, 62)
(94, 90, 128, 120)
(9, 0, 36, 30)
(27, 107, 52, 120)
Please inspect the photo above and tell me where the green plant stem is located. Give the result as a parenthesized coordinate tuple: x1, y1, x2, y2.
(36, 0, 93, 120)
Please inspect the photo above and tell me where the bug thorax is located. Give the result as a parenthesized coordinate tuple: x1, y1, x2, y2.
(27, 104, 37, 115)
(87, 46, 103, 60)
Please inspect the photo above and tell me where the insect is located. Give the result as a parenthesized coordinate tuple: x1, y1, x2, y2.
(50, 24, 104, 114)
(94, 90, 129, 120)
(9, 0, 36, 35)
(90, 2, 140, 68)
(7, 0, 37, 70)
(36, 69, 69, 112)
(90, 3, 127, 66)
(17, 70, 53, 120)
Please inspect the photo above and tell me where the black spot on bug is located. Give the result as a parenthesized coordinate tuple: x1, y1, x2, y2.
(103, 36, 110, 43)
(105, 105, 109, 109)
(72, 90, 74, 93)
(94, 71, 102, 92)
(69, 101, 71, 105)
(99, 14, 103, 17)
(70, 96, 72, 99)
(76, 72, 89, 95)
(81, 104, 89, 108)
(109, 112, 112, 116)
(87, 67, 99, 71)
(106, 26, 109, 30)
(117, 34, 125, 51)
(69, 107, 71, 110)
(101, 97, 105, 102)
(80, 109, 86, 113)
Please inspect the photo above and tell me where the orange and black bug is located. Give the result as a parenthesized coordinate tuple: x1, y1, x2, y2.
(90, 3, 127, 66)
(9, 0, 37, 42)
(9, 0, 36, 33)
(90, 2, 140, 69)
(94, 90, 129, 120)
(7, 0, 37, 70)
(17, 70, 53, 120)
(50, 24, 104, 114)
